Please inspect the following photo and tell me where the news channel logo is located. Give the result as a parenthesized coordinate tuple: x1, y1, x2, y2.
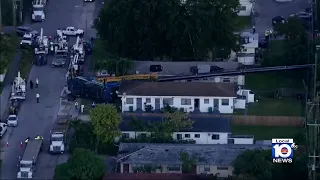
(272, 138, 298, 163)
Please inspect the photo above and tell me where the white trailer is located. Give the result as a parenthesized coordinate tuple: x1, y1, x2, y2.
(17, 139, 43, 179)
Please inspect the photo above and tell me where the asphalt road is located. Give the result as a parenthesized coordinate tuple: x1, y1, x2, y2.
(1, 0, 101, 179)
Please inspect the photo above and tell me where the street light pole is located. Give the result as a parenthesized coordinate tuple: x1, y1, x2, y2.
(12, 0, 17, 27)
(0, 0, 2, 31)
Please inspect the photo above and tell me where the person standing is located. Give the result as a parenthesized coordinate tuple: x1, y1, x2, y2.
(75, 101, 79, 110)
(36, 93, 40, 103)
(30, 80, 34, 89)
(36, 78, 39, 88)
(252, 25, 256, 34)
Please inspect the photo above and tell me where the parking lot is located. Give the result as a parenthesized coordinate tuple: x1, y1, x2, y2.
(254, 0, 310, 36)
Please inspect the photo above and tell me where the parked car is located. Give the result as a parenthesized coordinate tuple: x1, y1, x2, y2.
(0, 123, 8, 138)
(7, 115, 18, 127)
(272, 16, 285, 26)
(16, 26, 38, 37)
(150, 65, 163, 72)
(96, 70, 111, 77)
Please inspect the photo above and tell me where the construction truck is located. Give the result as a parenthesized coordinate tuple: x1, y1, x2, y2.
(52, 39, 68, 67)
(35, 28, 49, 55)
(10, 72, 26, 101)
(49, 115, 71, 154)
(17, 139, 43, 179)
(32, 0, 46, 22)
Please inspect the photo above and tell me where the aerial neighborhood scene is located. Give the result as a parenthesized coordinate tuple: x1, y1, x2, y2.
(0, 0, 320, 179)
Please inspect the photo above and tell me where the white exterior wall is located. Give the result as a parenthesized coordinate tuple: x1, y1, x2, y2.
(121, 96, 236, 114)
(237, 56, 255, 65)
(232, 137, 254, 144)
(179, 75, 242, 85)
(241, 46, 256, 54)
(234, 99, 246, 109)
(120, 131, 254, 145)
(237, 1, 253, 16)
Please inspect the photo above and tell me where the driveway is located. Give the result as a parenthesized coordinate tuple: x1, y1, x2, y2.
(0, 0, 100, 179)
(253, 0, 310, 36)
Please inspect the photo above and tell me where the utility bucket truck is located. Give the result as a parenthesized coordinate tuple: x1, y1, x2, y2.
(49, 115, 71, 154)
(32, 0, 46, 22)
(35, 28, 49, 55)
(11, 72, 26, 101)
(17, 139, 43, 179)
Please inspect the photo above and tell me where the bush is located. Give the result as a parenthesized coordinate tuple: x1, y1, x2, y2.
(69, 121, 119, 155)
(54, 163, 70, 180)
(120, 134, 196, 144)
(0, 34, 19, 74)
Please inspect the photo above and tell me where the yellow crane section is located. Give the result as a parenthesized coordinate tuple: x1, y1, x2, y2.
(96, 73, 158, 83)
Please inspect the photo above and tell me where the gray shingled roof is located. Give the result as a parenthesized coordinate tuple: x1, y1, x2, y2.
(133, 61, 240, 76)
(119, 81, 237, 97)
(118, 143, 271, 166)
(120, 115, 232, 133)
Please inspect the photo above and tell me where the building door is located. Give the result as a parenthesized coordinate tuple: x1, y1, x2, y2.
(155, 98, 160, 110)
(194, 99, 200, 109)
(136, 98, 142, 110)
(123, 164, 129, 173)
(176, 134, 182, 140)
(213, 99, 219, 110)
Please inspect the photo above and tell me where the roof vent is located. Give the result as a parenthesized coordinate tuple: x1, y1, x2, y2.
(165, 149, 169, 152)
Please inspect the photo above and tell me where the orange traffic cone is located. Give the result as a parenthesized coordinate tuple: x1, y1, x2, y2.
(20, 142, 23, 148)
(5, 142, 9, 147)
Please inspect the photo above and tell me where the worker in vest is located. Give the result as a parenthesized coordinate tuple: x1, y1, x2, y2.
(265, 30, 270, 41)
(36, 78, 39, 88)
(91, 101, 96, 108)
(35, 135, 42, 140)
(36, 93, 40, 103)
(25, 137, 30, 144)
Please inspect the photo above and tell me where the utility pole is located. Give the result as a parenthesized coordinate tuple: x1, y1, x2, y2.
(306, 45, 320, 180)
(0, 0, 2, 31)
(12, 0, 17, 27)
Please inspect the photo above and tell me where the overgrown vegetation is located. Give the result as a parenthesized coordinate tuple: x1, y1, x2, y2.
(54, 148, 105, 180)
(19, 48, 34, 79)
(97, 0, 242, 60)
(233, 148, 308, 180)
(0, 34, 19, 74)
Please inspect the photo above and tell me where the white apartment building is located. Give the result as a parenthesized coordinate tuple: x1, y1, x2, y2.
(119, 115, 254, 145)
(238, 0, 254, 16)
(119, 81, 239, 114)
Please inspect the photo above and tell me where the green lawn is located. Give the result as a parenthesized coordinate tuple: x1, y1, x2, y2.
(234, 97, 303, 116)
(232, 125, 304, 140)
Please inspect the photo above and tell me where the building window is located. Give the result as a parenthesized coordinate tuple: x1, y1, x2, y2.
(122, 133, 129, 139)
(140, 133, 147, 138)
(221, 99, 229, 106)
(177, 134, 182, 140)
(212, 134, 220, 140)
(217, 166, 229, 170)
(199, 165, 211, 172)
(146, 98, 151, 103)
(181, 98, 191, 105)
(167, 165, 181, 171)
(126, 98, 134, 104)
(223, 78, 230, 82)
(204, 99, 209, 104)
(163, 98, 173, 105)
(238, 5, 246, 11)
(185, 134, 190, 138)
(194, 134, 200, 138)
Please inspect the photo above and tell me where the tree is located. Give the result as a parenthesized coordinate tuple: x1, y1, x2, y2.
(180, 152, 198, 173)
(129, 116, 146, 138)
(67, 148, 105, 180)
(54, 163, 70, 180)
(97, 0, 240, 60)
(164, 111, 194, 132)
(233, 149, 273, 180)
(90, 104, 122, 152)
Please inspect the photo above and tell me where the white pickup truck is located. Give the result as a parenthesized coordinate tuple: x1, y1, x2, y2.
(57, 27, 84, 36)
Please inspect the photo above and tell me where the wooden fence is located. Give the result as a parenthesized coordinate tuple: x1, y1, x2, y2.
(122, 112, 304, 127)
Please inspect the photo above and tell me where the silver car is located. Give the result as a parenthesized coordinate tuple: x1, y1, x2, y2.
(7, 115, 18, 127)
